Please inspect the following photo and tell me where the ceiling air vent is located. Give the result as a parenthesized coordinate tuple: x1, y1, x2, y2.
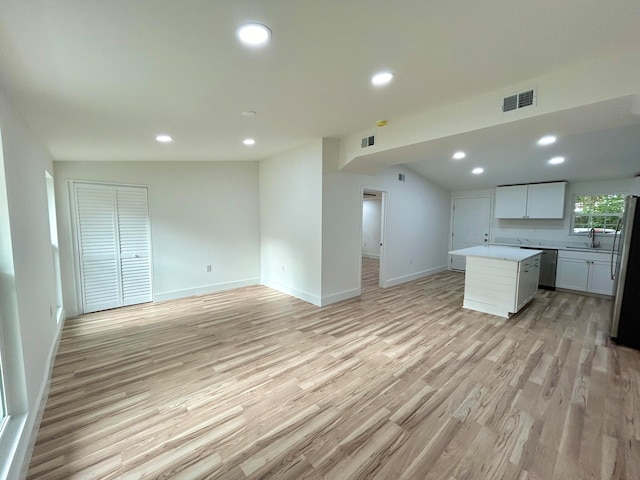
(361, 135, 375, 148)
(502, 89, 536, 112)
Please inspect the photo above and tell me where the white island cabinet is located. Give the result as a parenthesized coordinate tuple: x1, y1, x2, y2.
(449, 246, 542, 318)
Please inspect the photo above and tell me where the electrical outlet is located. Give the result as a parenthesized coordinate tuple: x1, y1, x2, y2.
(206, 264, 212, 272)
(409, 258, 413, 264)
(281, 265, 286, 272)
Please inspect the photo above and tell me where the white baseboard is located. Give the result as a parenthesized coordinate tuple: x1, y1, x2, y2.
(153, 278, 260, 302)
(13, 309, 67, 480)
(320, 288, 361, 306)
(383, 265, 448, 288)
(261, 278, 322, 307)
(362, 253, 380, 259)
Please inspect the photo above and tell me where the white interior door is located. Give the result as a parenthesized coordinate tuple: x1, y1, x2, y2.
(451, 196, 492, 271)
(73, 182, 152, 313)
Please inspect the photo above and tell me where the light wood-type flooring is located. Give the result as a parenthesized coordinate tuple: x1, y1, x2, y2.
(28, 259, 640, 479)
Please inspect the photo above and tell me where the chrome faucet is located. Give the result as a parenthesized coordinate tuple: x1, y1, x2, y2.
(587, 228, 600, 248)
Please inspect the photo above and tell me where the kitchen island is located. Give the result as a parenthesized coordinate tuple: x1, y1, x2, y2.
(449, 245, 542, 318)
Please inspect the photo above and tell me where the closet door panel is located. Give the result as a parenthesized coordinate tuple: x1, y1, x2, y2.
(116, 187, 152, 306)
(75, 184, 121, 313)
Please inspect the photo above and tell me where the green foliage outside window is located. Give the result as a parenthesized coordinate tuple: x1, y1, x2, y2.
(572, 194, 625, 234)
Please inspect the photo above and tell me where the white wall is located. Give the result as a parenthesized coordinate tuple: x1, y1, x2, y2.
(54, 161, 261, 315)
(259, 141, 323, 305)
(362, 198, 381, 258)
(0, 90, 62, 480)
(322, 138, 451, 304)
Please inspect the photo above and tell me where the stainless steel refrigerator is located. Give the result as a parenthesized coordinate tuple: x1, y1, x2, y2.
(610, 195, 640, 350)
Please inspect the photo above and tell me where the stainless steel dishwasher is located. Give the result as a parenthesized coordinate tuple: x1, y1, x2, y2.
(521, 247, 558, 290)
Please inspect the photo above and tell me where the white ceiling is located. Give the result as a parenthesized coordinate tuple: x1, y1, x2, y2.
(0, 1, 639, 189)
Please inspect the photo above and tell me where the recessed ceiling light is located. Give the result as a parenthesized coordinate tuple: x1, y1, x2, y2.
(241, 111, 257, 117)
(155, 134, 172, 143)
(236, 23, 271, 46)
(371, 71, 394, 86)
(537, 135, 557, 146)
(243, 138, 256, 146)
(472, 167, 484, 175)
(452, 151, 466, 160)
(548, 156, 565, 165)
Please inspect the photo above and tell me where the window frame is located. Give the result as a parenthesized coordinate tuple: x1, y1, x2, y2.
(0, 341, 6, 426)
(569, 192, 626, 235)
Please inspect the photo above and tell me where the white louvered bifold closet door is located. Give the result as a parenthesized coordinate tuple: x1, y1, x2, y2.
(115, 187, 152, 307)
(74, 182, 152, 313)
(76, 184, 121, 313)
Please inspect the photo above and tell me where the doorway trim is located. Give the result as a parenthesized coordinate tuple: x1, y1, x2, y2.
(360, 187, 388, 289)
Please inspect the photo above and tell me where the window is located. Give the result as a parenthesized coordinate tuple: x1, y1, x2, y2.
(45, 171, 63, 322)
(571, 193, 625, 234)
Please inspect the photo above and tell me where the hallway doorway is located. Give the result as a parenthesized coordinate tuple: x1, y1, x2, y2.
(361, 188, 386, 291)
(361, 256, 380, 293)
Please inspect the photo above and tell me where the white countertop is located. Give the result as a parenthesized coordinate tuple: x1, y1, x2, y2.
(491, 237, 612, 253)
(449, 245, 542, 261)
(491, 242, 609, 254)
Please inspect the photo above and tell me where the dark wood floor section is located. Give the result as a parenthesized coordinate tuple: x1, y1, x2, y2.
(28, 260, 640, 479)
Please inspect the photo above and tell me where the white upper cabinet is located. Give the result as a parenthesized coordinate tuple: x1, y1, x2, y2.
(494, 185, 528, 218)
(526, 183, 566, 218)
(495, 182, 566, 219)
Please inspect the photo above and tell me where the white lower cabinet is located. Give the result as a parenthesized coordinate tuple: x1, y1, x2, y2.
(519, 255, 540, 310)
(556, 257, 589, 291)
(556, 250, 614, 296)
(587, 260, 615, 295)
